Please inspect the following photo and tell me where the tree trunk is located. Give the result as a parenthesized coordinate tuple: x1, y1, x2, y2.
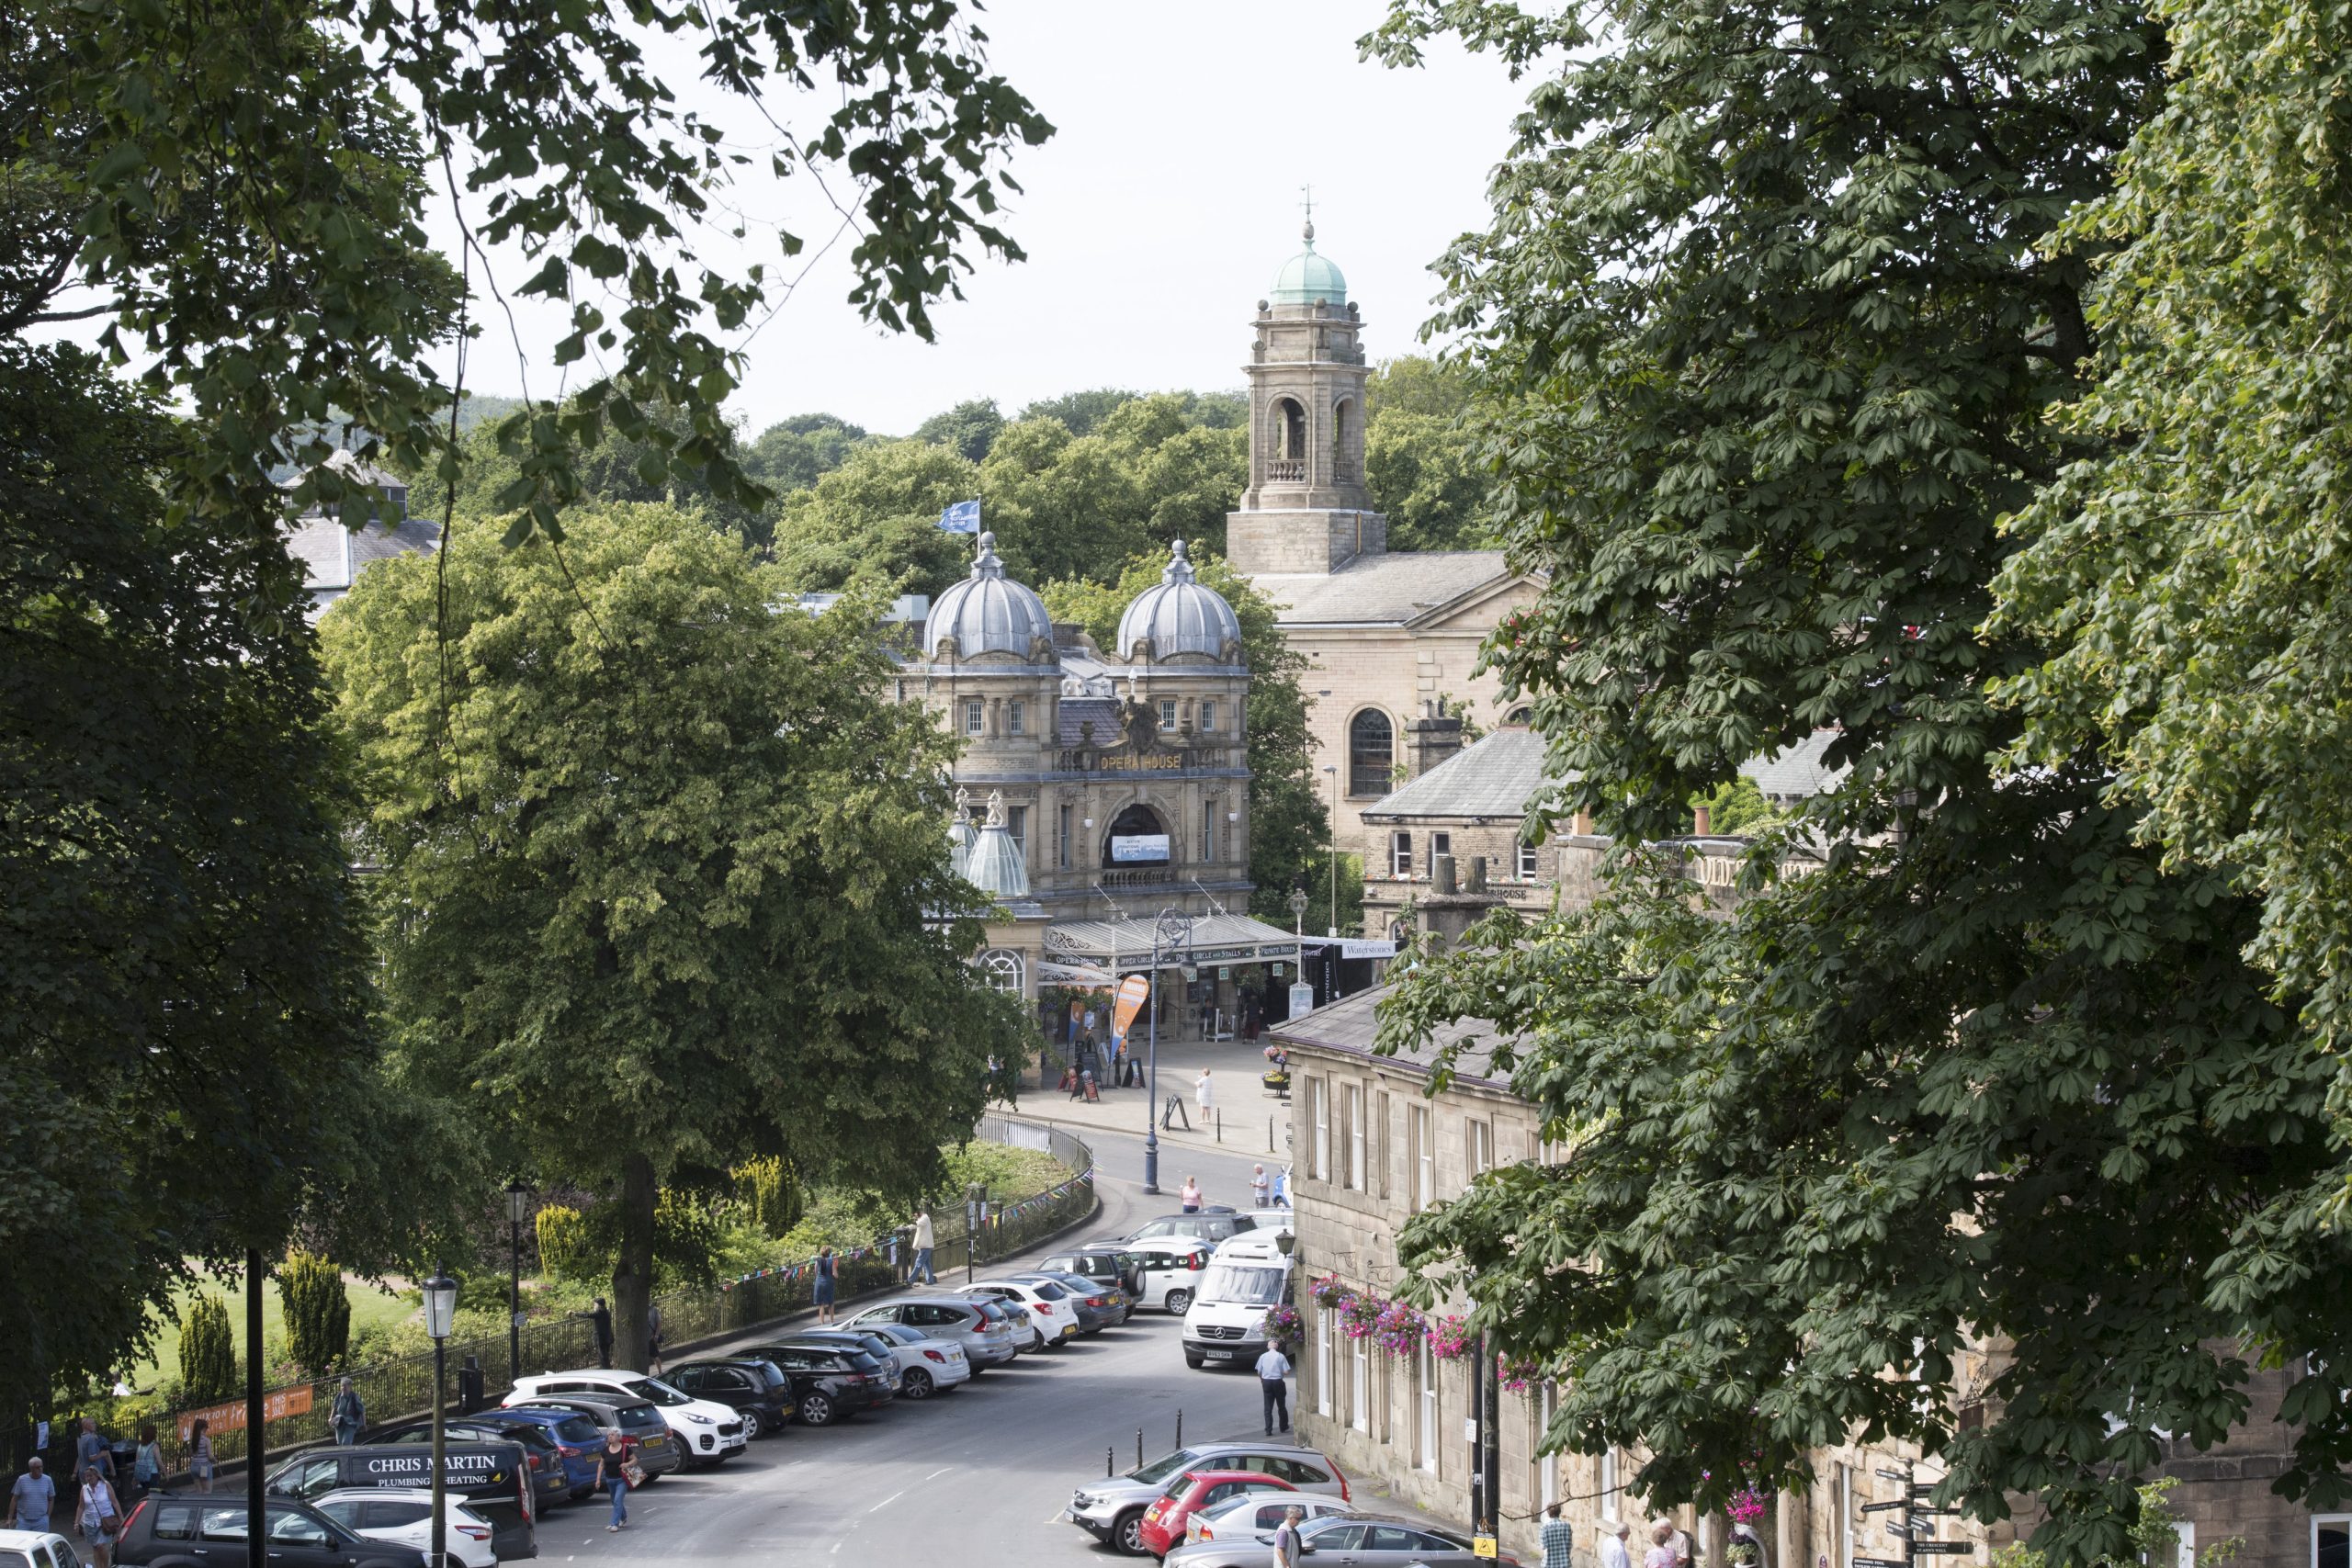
(611, 1153, 656, 1374)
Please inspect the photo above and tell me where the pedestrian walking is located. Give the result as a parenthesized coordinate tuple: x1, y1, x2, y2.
(586, 1297, 615, 1368)
(1250, 1164, 1270, 1207)
(131, 1426, 163, 1498)
(1255, 1341, 1292, 1435)
(1179, 1176, 1203, 1213)
(1599, 1520, 1632, 1568)
(7, 1457, 54, 1533)
(1540, 1501, 1574, 1568)
(812, 1247, 838, 1324)
(77, 1468, 122, 1568)
(1194, 1067, 1215, 1115)
(331, 1376, 366, 1445)
(187, 1419, 214, 1493)
(910, 1211, 936, 1284)
(593, 1431, 634, 1531)
(1645, 1521, 1678, 1568)
(74, 1417, 111, 1484)
(1271, 1505, 1306, 1568)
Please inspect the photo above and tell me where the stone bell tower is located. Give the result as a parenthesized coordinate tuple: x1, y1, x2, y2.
(1227, 205, 1386, 577)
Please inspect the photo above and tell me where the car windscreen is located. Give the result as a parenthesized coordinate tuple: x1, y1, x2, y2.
(546, 1415, 603, 1445)
(623, 1377, 693, 1407)
(1028, 1280, 1068, 1301)
(1128, 1446, 1205, 1485)
(747, 1360, 787, 1389)
(1198, 1264, 1285, 1306)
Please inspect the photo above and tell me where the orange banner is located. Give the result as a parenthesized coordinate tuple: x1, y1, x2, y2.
(176, 1385, 312, 1443)
(1111, 974, 1149, 1047)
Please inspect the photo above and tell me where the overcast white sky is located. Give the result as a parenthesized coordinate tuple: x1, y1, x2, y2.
(436, 3, 1527, 437)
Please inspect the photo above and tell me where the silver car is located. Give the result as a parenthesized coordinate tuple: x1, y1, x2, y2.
(1162, 1511, 1487, 1568)
(1183, 1492, 1356, 1550)
(1066, 1442, 1350, 1556)
(843, 1296, 1020, 1371)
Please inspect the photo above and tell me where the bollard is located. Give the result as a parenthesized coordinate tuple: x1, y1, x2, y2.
(1175, 1408, 1183, 1449)
(1269, 1117, 1275, 1154)
(1216, 1109, 1223, 1143)
(1137, 1428, 1145, 1469)
(1107, 1447, 1114, 1479)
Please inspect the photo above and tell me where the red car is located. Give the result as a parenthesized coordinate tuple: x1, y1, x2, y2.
(1138, 1469, 1297, 1557)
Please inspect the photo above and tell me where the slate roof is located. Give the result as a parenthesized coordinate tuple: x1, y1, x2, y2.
(1250, 550, 1513, 626)
(287, 513, 440, 620)
(1270, 982, 1510, 1089)
(1740, 729, 1848, 800)
(1361, 728, 1551, 822)
(1057, 697, 1126, 747)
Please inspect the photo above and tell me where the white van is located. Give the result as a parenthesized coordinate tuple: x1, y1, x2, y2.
(1181, 1231, 1294, 1369)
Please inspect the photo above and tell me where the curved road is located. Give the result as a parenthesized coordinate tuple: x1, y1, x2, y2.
(550, 1125, 1283, 1568)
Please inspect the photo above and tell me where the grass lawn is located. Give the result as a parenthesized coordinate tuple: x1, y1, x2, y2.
(126, 1269, 414, 1393)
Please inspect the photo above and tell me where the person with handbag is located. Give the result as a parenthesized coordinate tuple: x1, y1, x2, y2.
(593, 1432, 638, 1532)
(78, 1467, 123, 1568)
(132, 1426, 164, 1497)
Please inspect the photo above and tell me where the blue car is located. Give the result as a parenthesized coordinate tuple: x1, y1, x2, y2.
(469, 1405, 611, 1499)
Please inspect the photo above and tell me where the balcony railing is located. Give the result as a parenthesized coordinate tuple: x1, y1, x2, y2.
(1265, 459, 1306, 483)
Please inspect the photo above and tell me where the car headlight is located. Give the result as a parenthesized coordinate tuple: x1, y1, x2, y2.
(685, 1413, 715, 1425)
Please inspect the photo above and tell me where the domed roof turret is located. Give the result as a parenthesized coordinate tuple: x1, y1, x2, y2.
(925, 531, 1052, 661)
(1270, 218, 1347, 307)
(963, 790, 1029, 898)
(1118, 540, 1241, 662)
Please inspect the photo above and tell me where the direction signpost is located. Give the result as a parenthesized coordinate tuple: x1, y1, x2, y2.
(1852, 1462, 1970, 1568)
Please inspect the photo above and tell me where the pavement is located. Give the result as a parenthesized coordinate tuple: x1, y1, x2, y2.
(1004, 1034, 1298, 1203)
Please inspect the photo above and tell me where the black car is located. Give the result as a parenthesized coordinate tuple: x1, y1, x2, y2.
(360, 1416, 573, 1511)
(664, 1358, 795, 1438)
(494, 1397, 683, 1487)
(119, 1495, 424, 1568)
(738, 1342, 895, 1427)
(765, 1330, 905, 1395)
(1044, 1245, 1146, 1297)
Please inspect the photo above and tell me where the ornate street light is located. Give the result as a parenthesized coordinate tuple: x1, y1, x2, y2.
(1287, 883, 1307, 938)
(423, 1267, 458, 1568)
(504, 1180, 530, 1385)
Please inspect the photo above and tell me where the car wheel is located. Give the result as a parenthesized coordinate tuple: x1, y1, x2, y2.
(1165, 1289, 1193, 1314)
(1185, 1352, 1205, 1369)
(1113, 1508, 1149, 1555)
(901, 1368, 934, 1400)
(739, 1407, 763, 1439)
(798, 1392, 837, 1427)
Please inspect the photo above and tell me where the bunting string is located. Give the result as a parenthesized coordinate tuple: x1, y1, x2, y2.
(718, 1168, 1096, 1292)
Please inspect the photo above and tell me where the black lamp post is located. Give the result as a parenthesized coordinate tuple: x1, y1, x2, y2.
(504, 1180, 529, 1386)
(1142, 907, 1193, 1195)
(423, 1267, 458, 1568)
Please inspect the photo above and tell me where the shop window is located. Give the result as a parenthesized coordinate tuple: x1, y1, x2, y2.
(1350, 710, 1394, 796)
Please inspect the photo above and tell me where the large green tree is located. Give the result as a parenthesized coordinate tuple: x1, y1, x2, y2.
(1042, 545, 1328, 928)
(769, 438, 982, 598)
(1992, 0, 2352, 1126)
(1363, 0, 2349, 1558)
(1363, 355, 1491, 551)
(322, 504, 1030, 1371)
(1, 344, 456, 1425)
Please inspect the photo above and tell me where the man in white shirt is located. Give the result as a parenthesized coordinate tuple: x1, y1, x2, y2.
(1255, 1341, 1293, 1435)
(1600, 1519, 1633, 1568)
(910, 1210, 935, 1283)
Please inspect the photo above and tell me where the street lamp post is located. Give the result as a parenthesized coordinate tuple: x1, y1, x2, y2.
(423, 1267, 458, 1568)
(504, 1180, 529, 1387)
(1288, 883, 1307, 938)
(1141, 907, 1193, 1196)
(1322, 764, 1340, 937)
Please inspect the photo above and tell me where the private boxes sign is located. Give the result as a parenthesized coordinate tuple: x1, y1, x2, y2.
(1109, 833, 1170, 863)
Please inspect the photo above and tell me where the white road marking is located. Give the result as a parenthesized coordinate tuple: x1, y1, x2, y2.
(923, 1466, 954, 1481)
(867, 1487, 907, 1513)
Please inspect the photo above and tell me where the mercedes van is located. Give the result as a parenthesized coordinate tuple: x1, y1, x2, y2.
(1180, 1232, 1294, 1369)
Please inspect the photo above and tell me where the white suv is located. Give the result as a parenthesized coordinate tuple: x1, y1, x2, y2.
(506, 1370, 747, 1464)
(963, 1278, 1082, 1349)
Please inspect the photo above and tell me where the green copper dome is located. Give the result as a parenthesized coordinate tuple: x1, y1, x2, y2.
(1270, 220, 1347, 307)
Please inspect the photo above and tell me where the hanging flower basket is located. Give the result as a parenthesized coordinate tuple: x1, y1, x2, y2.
(1306, 1274, 1347, 1310)
(1263, 1303, 1304, 1344)
(1426, 1314, 1473, 1360)
(1496, 1353, 1540, 1393)
(1339, 1292, 1382, 1340)
(1371, 1300, 1426, 1359)
(1262, 1070, 1292, 1092)
(1728, 1487, 1768, 1529)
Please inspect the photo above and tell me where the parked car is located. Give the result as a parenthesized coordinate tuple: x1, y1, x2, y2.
(1125, 1210, 1282, 1247)
(763, 1330, 904, 1396)
(736, 1342, 896, 1426)
(118, 1496, 427, 1568)
(998, 1270, 1110, 1334)
(266, 1442, 537, 1561)
(1041, 1244, 1146, 1298)
(843, 1295, 1020, 1371)
(1097, 1235, 1216, 1314)
(1183, 1234, 1295, 1370)
(662, 1358, 797, 1437)
(361, 1412, 581, 1507)
(307, 1489, 497, 1568)
(1139, 1472, 1295, 1558)
(1035, 1267, 1135, 1325)
(495, 1396, 682, 1486)
(1066, 1442, 1350, 1557)
(2, 1529, 80, 1568)
(1183, 1492, 1356, 1549)
(854, 1321, 973, 1398)
(1160, 1511, 1508, 1568)
(504, 1371, 746, 1466)
(963, 1278, 1082, 1348)
(961, 1295, 1028, 1349)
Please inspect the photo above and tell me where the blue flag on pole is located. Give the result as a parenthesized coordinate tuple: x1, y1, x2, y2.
(939, 499, 980, 534)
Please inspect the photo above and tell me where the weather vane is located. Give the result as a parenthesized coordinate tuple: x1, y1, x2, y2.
(1300, 183, 1316, 243)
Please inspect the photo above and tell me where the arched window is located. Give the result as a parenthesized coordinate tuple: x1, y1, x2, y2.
(1270, 397, 1306, 478)
(1331, 397, 1353, 481)
(1506, 705, 1532, 727)
(978, 949, 1024, 994)
(1349, 709, 1394, 797)
(1102, 803, 1170, 867)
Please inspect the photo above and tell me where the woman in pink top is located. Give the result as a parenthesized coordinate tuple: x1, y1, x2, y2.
(1644, 1522, 1678, 1568)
